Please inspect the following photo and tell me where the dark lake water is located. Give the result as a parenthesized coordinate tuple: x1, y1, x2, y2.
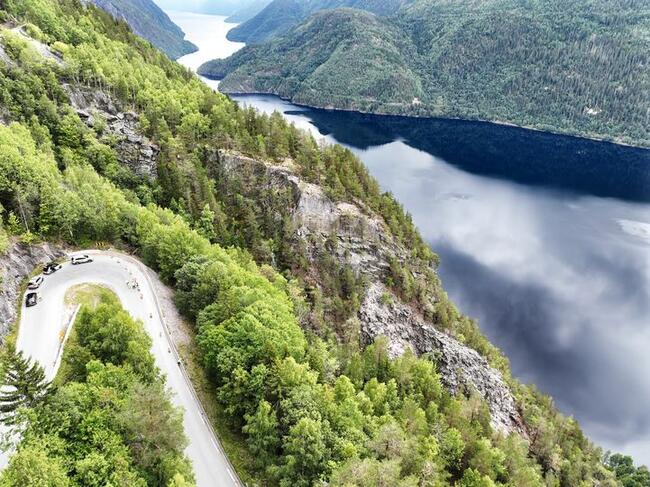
(169, 11, 650, 464)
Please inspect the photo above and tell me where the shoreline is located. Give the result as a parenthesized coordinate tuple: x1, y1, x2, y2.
(214, 86, 650, 151)
(189, 9, 648, 152)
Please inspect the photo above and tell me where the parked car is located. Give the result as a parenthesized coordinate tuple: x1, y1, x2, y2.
(43, 262, 62, 274)
(26, 292, 39, 307)
(27, 276, 44, 290)
(71, 254, 93, 265)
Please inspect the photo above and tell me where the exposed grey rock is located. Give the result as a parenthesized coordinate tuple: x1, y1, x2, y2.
(214, 150, 526, 436)
(0, 43, 13, 67)
(0, 241, 65, 339)
(65, 85, 159, 178)
(360, 282, 525, 435)
(216, 150, 400, 277)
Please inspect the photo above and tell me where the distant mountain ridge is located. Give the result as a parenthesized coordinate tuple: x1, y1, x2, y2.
(202, 0, 650, 147)
(226, 0, 273, 23)
(226, 0, 411, 43)
(154, 0, 271, 16)
(90, 0, 197, 59)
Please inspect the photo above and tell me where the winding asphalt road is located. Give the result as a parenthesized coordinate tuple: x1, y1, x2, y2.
(6, 250, 240, 487)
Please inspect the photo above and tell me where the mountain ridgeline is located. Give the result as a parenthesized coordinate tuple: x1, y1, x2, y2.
(0, 0, 648, 485)
(225, 0, 411, 43)
(202, 0, 650, 147)
(157, 0, 270, 17)
(90, 0, 197, 59)
(225, 0, 274, 23)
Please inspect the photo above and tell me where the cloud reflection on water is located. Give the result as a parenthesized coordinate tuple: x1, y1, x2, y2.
(356, 140, 650, 464)
(167, 5, 650, 468)
(227, 97, 650, 462)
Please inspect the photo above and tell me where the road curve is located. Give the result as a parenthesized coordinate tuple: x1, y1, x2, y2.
(9, 250, 240, 487)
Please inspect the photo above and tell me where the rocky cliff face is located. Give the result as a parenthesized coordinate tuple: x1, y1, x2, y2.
(360, 282, 525, 435)
(66, 85, 158, 179)
(0, 241, 65, 338)
(214, 150, 525, 435)
(0, 27, 157, 179)
(216, 151, 401, 277)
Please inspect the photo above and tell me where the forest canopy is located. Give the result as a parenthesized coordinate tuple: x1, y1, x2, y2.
(201, 0, 650, 147)
(0, 292, 193, 486)
(0, 0, 644, 485)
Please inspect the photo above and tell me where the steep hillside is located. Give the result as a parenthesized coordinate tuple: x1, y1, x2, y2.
(226, 0, 410, 43)
(205, 0, 650, 147)
(226, 0, 306, 43)
(203, 9, 422, 107)
(0, 0, 644, 485)
(90, 0, 197, 59)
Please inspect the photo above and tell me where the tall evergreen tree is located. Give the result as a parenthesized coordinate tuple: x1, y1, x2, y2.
(0, 351, 51, 425)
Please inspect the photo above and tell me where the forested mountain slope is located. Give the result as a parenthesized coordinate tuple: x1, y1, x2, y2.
(210, 9, 422, 106)
(226, 0, 411, 43)
(90, 0, 197, 59)
(205, 0, 650, 147)
(0, 0, 647, 485)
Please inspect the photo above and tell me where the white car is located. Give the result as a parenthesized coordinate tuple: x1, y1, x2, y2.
(71, 254, 93, 265)
(27, 276, 44, 290)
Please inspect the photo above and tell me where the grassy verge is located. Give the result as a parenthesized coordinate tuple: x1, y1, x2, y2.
(63, 283, 115, 309)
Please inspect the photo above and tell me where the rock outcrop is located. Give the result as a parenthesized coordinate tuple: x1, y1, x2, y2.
(360, 282, 524, 435)
(215, 151, 401, 277)
(65, 85, 158, 179)
(0, 241, 65, 338)
(214, 150, 525, 435)
(0, 42, 13, 67)
(0, 26, 156, 177)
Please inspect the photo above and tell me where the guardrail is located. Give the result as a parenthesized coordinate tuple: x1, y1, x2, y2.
(111, 251, 244, 487)
(52, 304, 81, 377)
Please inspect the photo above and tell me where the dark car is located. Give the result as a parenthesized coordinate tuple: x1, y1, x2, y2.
(26, 292, 39, 307)
(43, 262, 62, 274)
(71, 254, 93, 265)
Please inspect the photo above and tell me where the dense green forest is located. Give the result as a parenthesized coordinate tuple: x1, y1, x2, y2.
(0, 0, 647, 485)
(89, 0, 197, 59)
(0, 291, 193, 486)
(203, 0, 650, 147)
(226, 0, 410, 43)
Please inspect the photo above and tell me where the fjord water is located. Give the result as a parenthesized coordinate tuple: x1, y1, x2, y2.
(167, 11, 244, 90)
(169, 11, 650, 463)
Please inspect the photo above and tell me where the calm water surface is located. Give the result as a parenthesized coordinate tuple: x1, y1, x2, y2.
(168, 11, 243, 90)
(169, 11, 650, 464)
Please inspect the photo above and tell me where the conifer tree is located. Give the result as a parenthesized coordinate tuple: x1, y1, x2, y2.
(0, 351, 51, 425)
